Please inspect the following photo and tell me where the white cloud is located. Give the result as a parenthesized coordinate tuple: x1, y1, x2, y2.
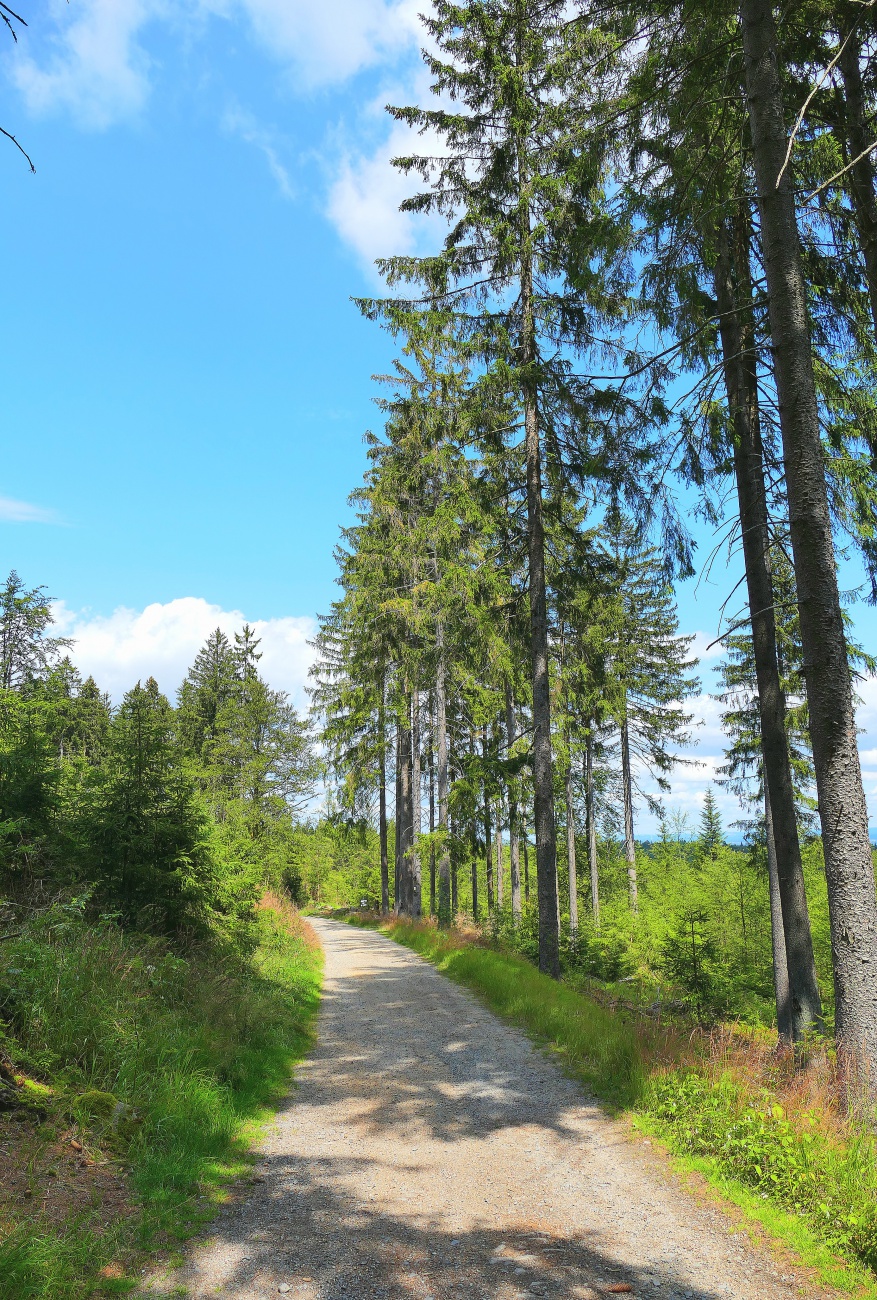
(222, 104, 295, 199)
(219, 0, 422, 87)
(54, 596, 317, 707)
(0, 495, 59, 524)
(11, 0, 422, 128)
(13, 0, 165, 128)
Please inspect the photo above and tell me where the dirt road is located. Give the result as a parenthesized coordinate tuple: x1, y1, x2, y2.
(144, 918, 815, 1300)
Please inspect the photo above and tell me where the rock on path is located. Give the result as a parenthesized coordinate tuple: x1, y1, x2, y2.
(142, 919, 821, 1300)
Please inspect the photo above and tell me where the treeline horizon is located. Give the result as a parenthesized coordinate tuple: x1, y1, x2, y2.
(0, 569, 319, 942)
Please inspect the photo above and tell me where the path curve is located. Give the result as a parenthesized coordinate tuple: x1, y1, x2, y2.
(145, 919, 818, 1300)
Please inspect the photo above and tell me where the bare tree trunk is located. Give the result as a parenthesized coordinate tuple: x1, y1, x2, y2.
(394, 723, 402, 912)
(496, 809, 504, 910)
(428, 728, 436, 918)
(379, 692, 389, 915)
(516, 110, 560, 977)
(484, 796, 494, 913)
(451, 823, 459, 917)
(620, 716, 638, 913)
(523, 824, 530, 903)
(436, 641, 452, 927)
(565, 752, 579, 934)
(766, 787, 793, 1041)
(470, 818, 480, 922)
(714, 210, 823, 1038)
(586, 732, 600, 930)
(741, 0, 877, 1069)
(505, 686, 522, 920)
(837, 29, 877, 335)
(398, 708, 413, 916)
(411, 690, 422, 918)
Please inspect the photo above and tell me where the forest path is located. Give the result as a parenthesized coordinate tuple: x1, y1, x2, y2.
(143, 919, 815, 1300)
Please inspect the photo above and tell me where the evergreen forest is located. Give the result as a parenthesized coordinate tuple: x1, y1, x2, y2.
(6, 1, 877, 1295)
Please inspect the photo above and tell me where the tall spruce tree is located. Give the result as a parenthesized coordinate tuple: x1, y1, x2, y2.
(363, 0, 629, 975)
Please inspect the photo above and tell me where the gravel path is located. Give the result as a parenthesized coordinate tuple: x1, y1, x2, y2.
(143, 919, 821, 1300)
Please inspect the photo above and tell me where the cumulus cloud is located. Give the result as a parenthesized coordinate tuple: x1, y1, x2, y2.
(11, 0, 423, 128)
(0, 495, 59, 524)
(218, 0, 422, 88)
(13, 0, 165, 128)
(54, 596, 317, 707)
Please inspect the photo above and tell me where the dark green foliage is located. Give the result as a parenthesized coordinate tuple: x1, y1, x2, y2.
(698, 788, 724, 860)
(82, 678, 221, 933)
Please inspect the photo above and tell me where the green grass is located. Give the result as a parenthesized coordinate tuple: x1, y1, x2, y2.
(350, 914, 877, 1299)
(0, 898, 321, 1299)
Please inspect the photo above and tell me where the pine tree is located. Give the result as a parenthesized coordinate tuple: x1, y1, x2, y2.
(698, 787, 724, 861)
(363, 0, 631, 975)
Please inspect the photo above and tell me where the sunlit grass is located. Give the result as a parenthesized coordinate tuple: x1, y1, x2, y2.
(0, 898, 322, 1298)
(352, 914, 877, 1297)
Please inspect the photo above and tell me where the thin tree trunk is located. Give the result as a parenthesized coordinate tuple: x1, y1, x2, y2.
(523, 823, 530, 902)
(398, 709, 413, 916)
(516, 99, 560, 977)
(714, 210, 823, 1037)
(495, 819, 504, 909)
(586, 731, 600, 930)
(506, 685, 522, 920)
(411, 690, 422, 918)
(379, 692, 389, 916)
(565, 751, 579, 934)
(837, 29, 877, 335)
(741, 0, 877, 1068)
(766, 786, 793, 1041)
(395, 723, 402, 913)
(484, 780, 494, 913)
(429, 729, 436, 918)
(451, 822, 459, 917)
(470, 817, 479, 922)
(436, 639, 452, 927)
(620, 716, 638, 913)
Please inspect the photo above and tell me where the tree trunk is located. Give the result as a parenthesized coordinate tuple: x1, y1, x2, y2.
(741, 0, 877, 1069)
(450, 816, 459, 917)
(470, 817, 480, 921)
(586, 731, 600, 930)
(379, 693, 389, 915)
(428, 728, 436, 918)
(398, 709, 413, 916)
(714, 209, 823, 1037)
(837, 28, 877, 335)
(523, 825, 530, 902)
(565, 752, 579, 934)
(411, 690, 422, 918)
(436, 641, 452, 927)
(394, 723, 402, 912)
(505, 686, 522, 920)
(516, 109, 560, 977)
(620, 716, 639, 913)
(496, 812, 504, 910)
(484, 791, 494, 913)
(766, 787, 793, 1041)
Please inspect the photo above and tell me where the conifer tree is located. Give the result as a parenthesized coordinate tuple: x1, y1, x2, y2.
(364, 0, 630, 975)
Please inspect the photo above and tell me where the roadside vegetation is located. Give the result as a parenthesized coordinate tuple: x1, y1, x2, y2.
(0, 576, 324, 1298)
(0, 894, 320, 1299)
(350, 914, 877, 1295)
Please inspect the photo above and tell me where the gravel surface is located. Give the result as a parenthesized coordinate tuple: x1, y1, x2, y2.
(142, 919, 826, 1300)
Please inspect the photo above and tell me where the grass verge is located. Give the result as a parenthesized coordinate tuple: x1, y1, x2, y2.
(0, 893, 321, 1299)
(349, 914, 877, 1299)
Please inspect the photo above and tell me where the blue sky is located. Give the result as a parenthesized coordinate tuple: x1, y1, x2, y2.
(3, 0, 877, 835)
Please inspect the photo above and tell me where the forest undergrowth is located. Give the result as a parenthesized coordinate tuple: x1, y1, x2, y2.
(0, 893, 321, 1300)
(347, 913, 877, 1296)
